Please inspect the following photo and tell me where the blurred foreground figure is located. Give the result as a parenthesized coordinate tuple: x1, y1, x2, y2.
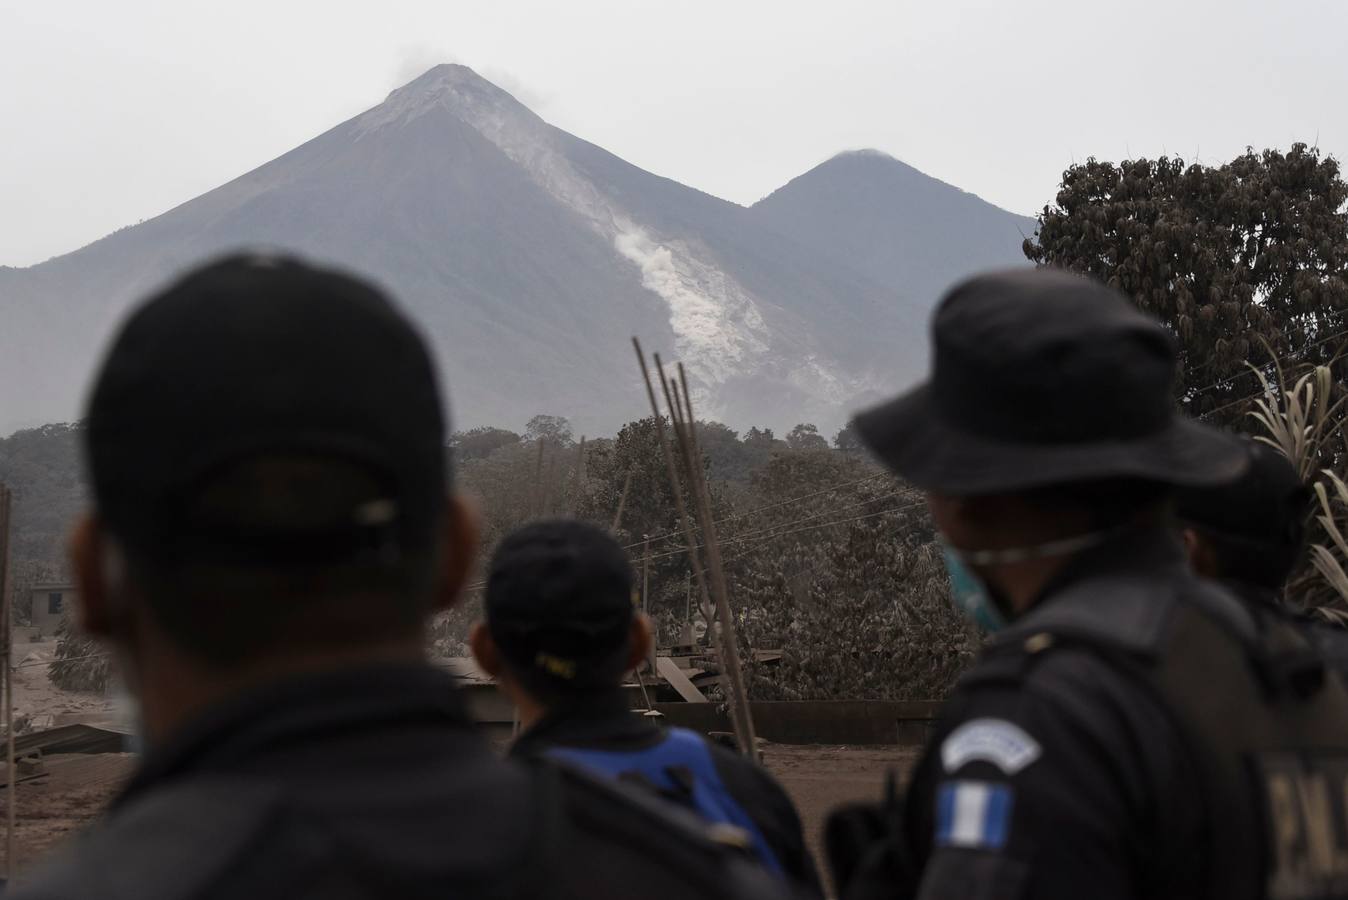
(471, 519, 821, 894)
(827, 268, 1348, 900)
(16, 255, 783, 900)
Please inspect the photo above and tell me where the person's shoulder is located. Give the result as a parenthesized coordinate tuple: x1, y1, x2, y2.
(545, 760, 786, 899)
(10, 776, 287, 900)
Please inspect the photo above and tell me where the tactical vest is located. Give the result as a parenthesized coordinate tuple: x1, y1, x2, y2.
(984, 567, 1348, 900)
(544, 727, 785, 876)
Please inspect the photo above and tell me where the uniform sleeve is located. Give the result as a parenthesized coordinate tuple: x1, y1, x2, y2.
(709, 744, 825, 896)
(902, 653, 1201, 900)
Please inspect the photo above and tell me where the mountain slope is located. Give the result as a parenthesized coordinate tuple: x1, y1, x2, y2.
(749, 150, 1036, 308)
(1, 67, 1030, 438)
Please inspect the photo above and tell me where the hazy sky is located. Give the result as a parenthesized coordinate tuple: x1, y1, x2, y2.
(4, 0, 1346, 268)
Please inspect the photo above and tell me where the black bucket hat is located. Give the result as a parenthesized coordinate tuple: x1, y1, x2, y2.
(854, 267, 1248, 495)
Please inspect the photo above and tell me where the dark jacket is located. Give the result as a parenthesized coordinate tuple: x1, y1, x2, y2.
(833, 527, 1348, 900)
(511, 692, 822, 895)
(12, 665, 788, 900)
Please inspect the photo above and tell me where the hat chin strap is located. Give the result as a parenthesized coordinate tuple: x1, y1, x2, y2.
(947, 528, 1121, 567)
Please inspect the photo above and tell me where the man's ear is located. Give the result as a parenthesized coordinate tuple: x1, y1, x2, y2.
(434, 494, 481, 612)
(1183, 528, 1219, 578)
(68, 515, 116, 639)
(626, 614, 654, 672)
(469, 622, 502, 677)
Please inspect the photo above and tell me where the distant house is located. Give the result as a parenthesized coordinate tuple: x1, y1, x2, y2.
(30, 583, 76, 638)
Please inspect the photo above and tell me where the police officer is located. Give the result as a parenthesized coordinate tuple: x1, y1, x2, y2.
(827, 268, 1348, 900)
(14, 256, 785, 900)
(470, 519, 822, 894)
(1176, 438, 1348, 670)
(1175, 438, 1320, 613)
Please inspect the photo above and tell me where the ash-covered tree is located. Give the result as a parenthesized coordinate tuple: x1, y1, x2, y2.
(524, 414, 574, 447)
(833, 422, 864, 454)
(450, 426, 521, 462)
(785, 423, 829, 452)
(576, 417, 731, 642)
(1025, 144, 1348, 420)
(726, 451, 975, 700)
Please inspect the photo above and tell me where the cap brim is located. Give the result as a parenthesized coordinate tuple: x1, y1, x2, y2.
(853, 382, 1249, 496)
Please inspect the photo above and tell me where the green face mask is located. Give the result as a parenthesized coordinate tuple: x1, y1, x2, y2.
(938, 530, 1119, 633)
(939, 540, 1007, 633)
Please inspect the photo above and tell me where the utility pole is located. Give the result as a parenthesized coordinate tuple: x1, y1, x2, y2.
(642, 536, 656, 674)
(0, 484, 14, 879)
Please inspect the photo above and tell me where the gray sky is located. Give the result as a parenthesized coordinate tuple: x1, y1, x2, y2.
(4, 0, 1346, 268)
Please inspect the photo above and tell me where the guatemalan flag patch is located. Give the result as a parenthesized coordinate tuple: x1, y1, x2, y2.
(935, 780, 1014, 850)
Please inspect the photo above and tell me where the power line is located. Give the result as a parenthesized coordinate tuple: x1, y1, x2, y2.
(643, 498, 929, 567)
(617, 471, 892, 552)
(1180, 304, 1348, 382)
(1182, 322, 1348, 403)
(456, 491, 924, 594)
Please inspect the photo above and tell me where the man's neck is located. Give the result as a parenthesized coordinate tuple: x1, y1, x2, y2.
(991, 554, 1080, 617)
(134, 638, 428, 747)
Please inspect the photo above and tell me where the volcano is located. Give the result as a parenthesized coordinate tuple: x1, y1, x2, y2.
(0, 65, 1032, 437)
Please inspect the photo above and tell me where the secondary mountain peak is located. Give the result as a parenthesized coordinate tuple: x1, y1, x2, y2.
(749, 150, 1034, 305)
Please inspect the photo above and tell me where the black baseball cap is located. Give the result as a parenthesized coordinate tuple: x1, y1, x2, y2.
(485, 520, 636, 688)
(85, 253, 449, 563)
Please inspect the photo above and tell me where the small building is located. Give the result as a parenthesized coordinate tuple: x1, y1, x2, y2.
(30, 583, 76, 638)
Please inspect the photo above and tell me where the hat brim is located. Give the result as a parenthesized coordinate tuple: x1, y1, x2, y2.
(854, 382, 1249, 496)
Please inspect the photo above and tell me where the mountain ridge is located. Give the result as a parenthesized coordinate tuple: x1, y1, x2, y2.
(1, 65, 1032, 437)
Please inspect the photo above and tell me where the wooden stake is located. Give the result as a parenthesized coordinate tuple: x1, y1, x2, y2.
(568, 437, 587, 515)
(659, 359, 757, 758)
(642, 536, 657, 675)
(631, 339, 715, 640)
(610, 469, 634, 533)
(530, 440, 546, 518)
(0, 485, 13, 878)
(639, 535, 655, 712)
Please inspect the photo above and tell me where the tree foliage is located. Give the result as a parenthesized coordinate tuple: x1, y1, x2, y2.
(524, 414, 574, 447)
(1026, 144, 1348, 420)
(727, 452, 976, 700)
(785, 423, 829, 451)
(450, 426, 521, 462)
(8, 413, 973, 703)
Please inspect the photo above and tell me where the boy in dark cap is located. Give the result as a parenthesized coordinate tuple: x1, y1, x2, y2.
(827, 268, 1348, 900)
(14, 255, 783, 900)
(471, 519, 821, 894)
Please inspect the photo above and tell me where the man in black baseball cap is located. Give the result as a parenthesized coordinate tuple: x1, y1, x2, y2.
(826, 268, 1348, 900)
(471, 519, 821, 893)
(16, 254, 783, 900)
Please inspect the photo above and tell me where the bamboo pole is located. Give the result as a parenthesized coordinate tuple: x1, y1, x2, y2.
(631, 339, 715, 646)
(642, 536, 657, 676)
(568, 437, 587, 515)
(610, 469, 634, 533)
(530, 440, 546, 518)
(638, 535, 655, 713)
(662, 365, 757, 757)
(0, 485, 13, 878)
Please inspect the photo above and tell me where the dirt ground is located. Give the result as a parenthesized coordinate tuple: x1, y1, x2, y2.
(0, 648, 918, 889)
(0, 742, 915, 888)
(764, 744, 919, 893)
